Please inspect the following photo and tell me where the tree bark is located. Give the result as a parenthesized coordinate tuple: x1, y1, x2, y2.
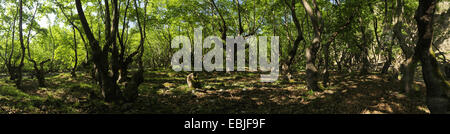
(75, 0, 122, 102)
(380, 47, 393, 74)
(380, 0, 393, 74)
(76, 0, 146, 102)
(359, 23, 370, 75)
(281, 0, 305, 82)
(301, 0, 321, 91)
(285, 0, 305, 70)
(15, 0, 25, 89)
(25, 4, 48, 87)
(414, 0, 449, 114)
(72, 25, 78, 78)
(400, 55, 417, 94)
(123, 0, 146, 102)
(6, 6, 18, 81)
(117, 0, 135, 83)
(393, 0, 418, 94)
(235, 0, 243, 36)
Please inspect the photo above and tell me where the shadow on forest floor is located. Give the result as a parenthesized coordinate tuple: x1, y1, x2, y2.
(133, 70, 429, 114)
(0, 70, 431, 114)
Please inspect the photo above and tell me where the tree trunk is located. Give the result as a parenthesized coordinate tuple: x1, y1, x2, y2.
(360, 50, 370, 75)
(283, 0, 305, 82)
(24, 3, 48, 87)
(235, 0, 243, 36)
(72, 26, 78, 78)
(414, 0, 449, 114)
(123, 0, 147, 102)
(75, 0, 122, 102)
(381, 47, 392, 74)
(25, 3, 45, 87)
(359, 18, 370, 75)
(400, 56, 417, 94)
(380, 0, 394, 74)
(301, 0, 321, 91)
(117, 0, 132, 83)
(372, 5, 390, 74)
(7, 6, 18, 81)
(75, 0, 145, 102)
(323, 42, 330, 87)
(15, 0, 25, 89)
(393, 0, 419, 94)
(210, 0, 227, 41)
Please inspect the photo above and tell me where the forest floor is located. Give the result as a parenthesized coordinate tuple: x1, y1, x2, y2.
(0, 69, 432, 114)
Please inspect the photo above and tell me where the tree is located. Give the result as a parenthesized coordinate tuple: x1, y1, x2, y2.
(283, 0, 305, 81)
(75, 0, 145, 102)
(13, 0, 26, 89)
(123, 0, 146, 102)
(385, 0, 417, 94)
(4, 4, 19, 82)
(301, 0, 321, 91)
(71, 23, 78, 78)
(25, 3, 51, 87)
(414, 0, 449, 114)
(210, 0, 227, 41)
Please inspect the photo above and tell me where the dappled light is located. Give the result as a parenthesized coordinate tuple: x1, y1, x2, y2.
(1, 70, 432, 114)
(0, 0, 448, 115)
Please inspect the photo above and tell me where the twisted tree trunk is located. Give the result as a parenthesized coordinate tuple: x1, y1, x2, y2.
(282, 0, 305, 82)
(71, 24, 78, 78)
(76, 0, 146, 102)
(414, 0, 449, 114)
(6, 5, 18, 81)
(76, 0, 122, 102)
(301, 0, 321, 91)
(15, 0, 25, 89)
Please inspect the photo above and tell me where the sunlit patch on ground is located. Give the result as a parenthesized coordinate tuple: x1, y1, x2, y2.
(0, 70, 431, 114)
